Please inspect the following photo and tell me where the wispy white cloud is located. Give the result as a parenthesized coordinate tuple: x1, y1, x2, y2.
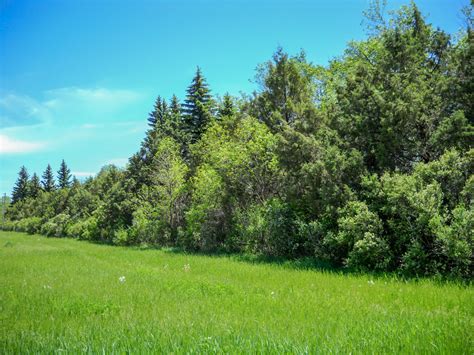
(0, 94, 51, 128)
(0, 87, 144, 129)
(0, 134, 46, 154)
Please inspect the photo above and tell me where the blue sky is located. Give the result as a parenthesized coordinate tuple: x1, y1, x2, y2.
(0, 0, 469, 195)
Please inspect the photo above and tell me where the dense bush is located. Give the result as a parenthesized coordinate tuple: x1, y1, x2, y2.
(65, 216, 99, 240)
(14, 217, 43, 235)
(40, 214, 71, 238)
(234, 199, 304, 257)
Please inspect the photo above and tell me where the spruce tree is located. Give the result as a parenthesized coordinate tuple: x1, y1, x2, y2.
(182, 67, 214, 143)
(28, 173, 42, 198)
(57, 159, 72, 189)
(42, 164, 56, 192)
(148, 96, 169, 128)
(170, 94, 181, 117)
(168, 95, 183, 139)
(11, 166, 29, 204)
(219, 93, 235, 117)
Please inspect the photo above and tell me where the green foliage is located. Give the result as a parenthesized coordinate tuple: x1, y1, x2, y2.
(182, 67, 214, 143)
(57, 159, 72, 189)
(431, 205, 473, 278)
(28, 173, 42, 199)
(331, 201, 386, 266)
(41, 214, 71, 238)
(65, 216, 99, 240)
(13, 217, 43, 234)
(185, 165, 225, 251)
(148, 95, 168, 128)
(252, 47, 317, 129)
(323, 2, 472, 172)
(5, 2, 474, 278)
(218, 93, 236, 118)
(41, 164, 56, 192)
(235, 199, 302, 257)
(11, 166, 29, 204)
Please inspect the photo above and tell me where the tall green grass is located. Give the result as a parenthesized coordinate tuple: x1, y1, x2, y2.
(1, 231, 472, 353)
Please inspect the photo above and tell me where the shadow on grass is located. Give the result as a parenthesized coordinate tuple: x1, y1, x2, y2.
(5, 231, 470, 285)
(160, 247, 473, 286)
(161, 246, 405, 281)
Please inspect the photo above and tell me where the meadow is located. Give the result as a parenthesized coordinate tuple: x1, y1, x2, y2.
(1, 231, 473, 353)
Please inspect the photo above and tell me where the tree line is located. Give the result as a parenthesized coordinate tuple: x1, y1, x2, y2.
(3, 2, 473, 278)
(11, 160, 73, 204)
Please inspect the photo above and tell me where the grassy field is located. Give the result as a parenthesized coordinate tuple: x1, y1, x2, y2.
(0, 231, 472, 353)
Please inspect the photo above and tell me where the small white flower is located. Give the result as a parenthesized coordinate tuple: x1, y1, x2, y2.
(368, 280, 375, 285)
(43, 285, 52, 289)
(119, 276, 126, 283)
(183, 264, 191, 272)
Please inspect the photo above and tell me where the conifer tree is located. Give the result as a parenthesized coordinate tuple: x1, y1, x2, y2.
(11, 166, 29, 204)
(148, 96, 169, 128)
(219, 93, 236, 117)
(57, 159, 72, 189)
(42, 164, 56, 192)
(168, 95, 184, 140)
(170, 94, 181, 117)
(182, 67, 214, 142)
(28, 173, 42, 198)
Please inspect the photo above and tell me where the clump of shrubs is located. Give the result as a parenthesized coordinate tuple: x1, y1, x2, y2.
(40, 214, 71, 238)
(65, 216, 99, 240)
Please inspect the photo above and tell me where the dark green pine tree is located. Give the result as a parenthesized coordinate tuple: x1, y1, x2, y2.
(57, 159, 72, 189)
(170, 95, 181, 119)
(182, 67, 214, 143)
(148, 96, 169, 128)
(11, 166, 29, 204)
(168, 95, 183, 136)
(219, 93, 236, 117)
(42, 164, 56, 192)
(28, 173, 42, 198)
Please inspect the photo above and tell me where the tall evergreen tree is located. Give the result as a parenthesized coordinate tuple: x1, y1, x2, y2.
(148, 96, 169, 128)
(11, 166, 29, 204)
(253, 47, 315, 130)
(28, 173, 42, 198)
(170, 94, 181, 117)
(42, 164, 56, 192)
(182, 67, 214, 143)
(218, 93, 236, 117)
(57, 159, 72, 189)
(168, 95, 185, 142)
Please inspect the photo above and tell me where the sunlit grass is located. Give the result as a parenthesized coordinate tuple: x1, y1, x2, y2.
(1, 231, 472, 353)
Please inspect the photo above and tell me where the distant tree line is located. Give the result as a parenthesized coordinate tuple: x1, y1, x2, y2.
(11, 160, 73, 203)
(3, 2, 473, 278)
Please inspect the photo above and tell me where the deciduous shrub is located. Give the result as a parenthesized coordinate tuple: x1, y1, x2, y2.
(15, 217, 43, 234)
(40, 214, 71, 238)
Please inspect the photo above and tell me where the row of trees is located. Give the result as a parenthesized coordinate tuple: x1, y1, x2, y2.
(4, 2, 473, 278)
(11, 160, 72, 204)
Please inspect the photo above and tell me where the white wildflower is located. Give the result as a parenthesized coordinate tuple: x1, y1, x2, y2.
(183, 264, 191, 272)
(368, 280, 375, 285)
(119, 276, 126, 283)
